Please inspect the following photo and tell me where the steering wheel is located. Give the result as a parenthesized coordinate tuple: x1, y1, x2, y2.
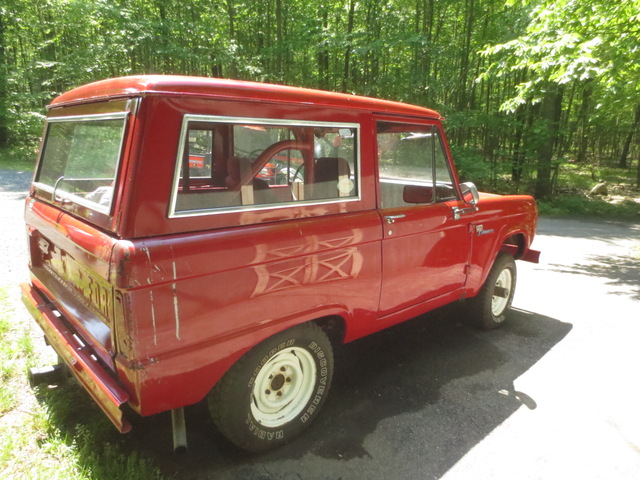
(252, 140, 311, 198)
(253, 141, 309, 172)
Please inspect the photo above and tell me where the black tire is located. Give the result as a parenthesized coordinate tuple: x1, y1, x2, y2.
(467, 252, 517, 330)
(207, 322, 334, 452)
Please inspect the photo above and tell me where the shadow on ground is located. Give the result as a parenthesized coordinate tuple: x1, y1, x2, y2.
(35, 306, 571, 479)
(546, 253, 640, 302)
(77, 306, 571, 480)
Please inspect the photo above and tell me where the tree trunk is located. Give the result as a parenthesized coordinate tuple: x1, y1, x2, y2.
(619, 103, 640, 168)
(0, 13, 8, 148)
(535, 87, 563, 199)
(511, 104, 528, 184)
(275, 0, 283, 76)
(157, 0, 169, 72)
(576, 81, 593, 163)
(226, 0, 237, 78)
(636, 145, 640, 188)
(413, 0, 434, 101)
(457, 0, 475, 111)
(317, 6, 329, 90)
(342, 0, 356, 93)
(364, 0, 380, 93)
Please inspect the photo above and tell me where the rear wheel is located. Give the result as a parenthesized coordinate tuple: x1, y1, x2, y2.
(207, 322, 333, 452)
(467, 252, 517, 329)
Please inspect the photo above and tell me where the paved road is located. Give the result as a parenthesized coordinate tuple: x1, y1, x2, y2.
(2, 170, 639, 479)
(140, 218, 639, 480)
(0, 169, 31, 286)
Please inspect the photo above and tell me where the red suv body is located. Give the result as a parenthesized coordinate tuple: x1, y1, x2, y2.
(22, 75, 539, 452)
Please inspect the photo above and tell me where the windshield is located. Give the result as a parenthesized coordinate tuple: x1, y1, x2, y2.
(35, 113, 128, 214)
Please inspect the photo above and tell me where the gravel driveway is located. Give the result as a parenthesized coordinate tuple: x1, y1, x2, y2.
(0, 169, 33, 286)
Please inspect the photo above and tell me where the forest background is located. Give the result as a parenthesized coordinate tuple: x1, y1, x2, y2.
(1, 0, 639, 215)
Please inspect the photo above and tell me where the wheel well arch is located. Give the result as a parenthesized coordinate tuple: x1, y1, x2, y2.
(501, 233, 527, 259)
(313, 315, 347, 346)
(194, 315, 346, 414)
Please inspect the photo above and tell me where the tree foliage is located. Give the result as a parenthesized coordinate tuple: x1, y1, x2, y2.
(483, 0, 639, 108)
(1, 0, 639, 195)
(480, 0, 640, 195)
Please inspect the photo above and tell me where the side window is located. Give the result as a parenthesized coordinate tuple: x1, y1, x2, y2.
(377, 121, 456, 209)
(171, 117, 359, 216)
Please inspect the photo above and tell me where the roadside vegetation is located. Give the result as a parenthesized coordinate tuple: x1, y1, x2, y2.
(0, 147, 37, 172)
(0, 0, 638, 475)
(532, 162, 639, 220)
(0, 286, 166, 480)
(4, 144, 638, 220)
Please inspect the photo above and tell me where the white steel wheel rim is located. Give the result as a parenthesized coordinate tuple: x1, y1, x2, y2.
(491, 268, 512, 318)
(251, 347, 316, 428)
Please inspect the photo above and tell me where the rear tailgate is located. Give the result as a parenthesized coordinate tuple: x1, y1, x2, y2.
(23, 197, 131, 429)
(25, 198, 119, 362)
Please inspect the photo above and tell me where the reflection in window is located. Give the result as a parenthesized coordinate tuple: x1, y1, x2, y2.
(377, 121, 456, 209)
(173, 118, 359, 215)
(35, 115, 127, 213)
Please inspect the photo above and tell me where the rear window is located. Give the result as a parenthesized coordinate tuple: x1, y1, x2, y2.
(35, 112, 128, 214)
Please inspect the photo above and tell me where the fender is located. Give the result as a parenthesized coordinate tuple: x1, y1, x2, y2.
(464, 194, 538, 297)
(116, 303, 353, 416)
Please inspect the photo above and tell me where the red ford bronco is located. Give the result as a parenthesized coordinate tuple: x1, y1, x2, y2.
(21, 75, 539, 452)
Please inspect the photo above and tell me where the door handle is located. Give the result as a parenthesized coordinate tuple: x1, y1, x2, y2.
(384, 214, 406, 224)
(452, 206, 478, 220)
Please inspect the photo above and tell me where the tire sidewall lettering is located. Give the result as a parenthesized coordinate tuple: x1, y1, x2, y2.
(209, 324, 334, 451)
(299, 340, 329, 424)
(246, 414, 284, 441)
(244, 336, 331, 440)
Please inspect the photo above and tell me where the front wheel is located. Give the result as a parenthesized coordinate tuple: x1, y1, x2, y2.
(467, 252, 517, 329)
(207, 322, 333, 452)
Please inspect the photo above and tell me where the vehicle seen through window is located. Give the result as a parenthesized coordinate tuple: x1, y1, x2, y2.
(172, 117, 359, 216)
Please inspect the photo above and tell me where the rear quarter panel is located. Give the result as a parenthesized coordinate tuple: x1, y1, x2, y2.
(109, 96, 384, 414)
(112, 211, 382, 415)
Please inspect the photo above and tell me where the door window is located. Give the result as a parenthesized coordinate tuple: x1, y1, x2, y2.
(377, 122, 457, 209)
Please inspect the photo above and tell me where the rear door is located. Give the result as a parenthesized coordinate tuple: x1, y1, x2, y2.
(376, 119, 471, 317)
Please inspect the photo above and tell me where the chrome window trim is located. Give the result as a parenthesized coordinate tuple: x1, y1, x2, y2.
(168, 114, 362, 219)
(45, 111, 130, 123)
(34, 111, 129, 215)
(170, 196, 362, 219)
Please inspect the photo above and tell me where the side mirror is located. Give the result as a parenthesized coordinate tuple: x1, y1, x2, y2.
(403, 184, 433, 204)
(459, 182, 479, 205)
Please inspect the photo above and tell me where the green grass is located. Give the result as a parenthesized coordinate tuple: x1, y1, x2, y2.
(0, 286, 167, 480)
(537, 194, 640, 220)
(553, 161, 636, 194)
(0, 147, 37, 171)
(535, 161, 640, 220)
